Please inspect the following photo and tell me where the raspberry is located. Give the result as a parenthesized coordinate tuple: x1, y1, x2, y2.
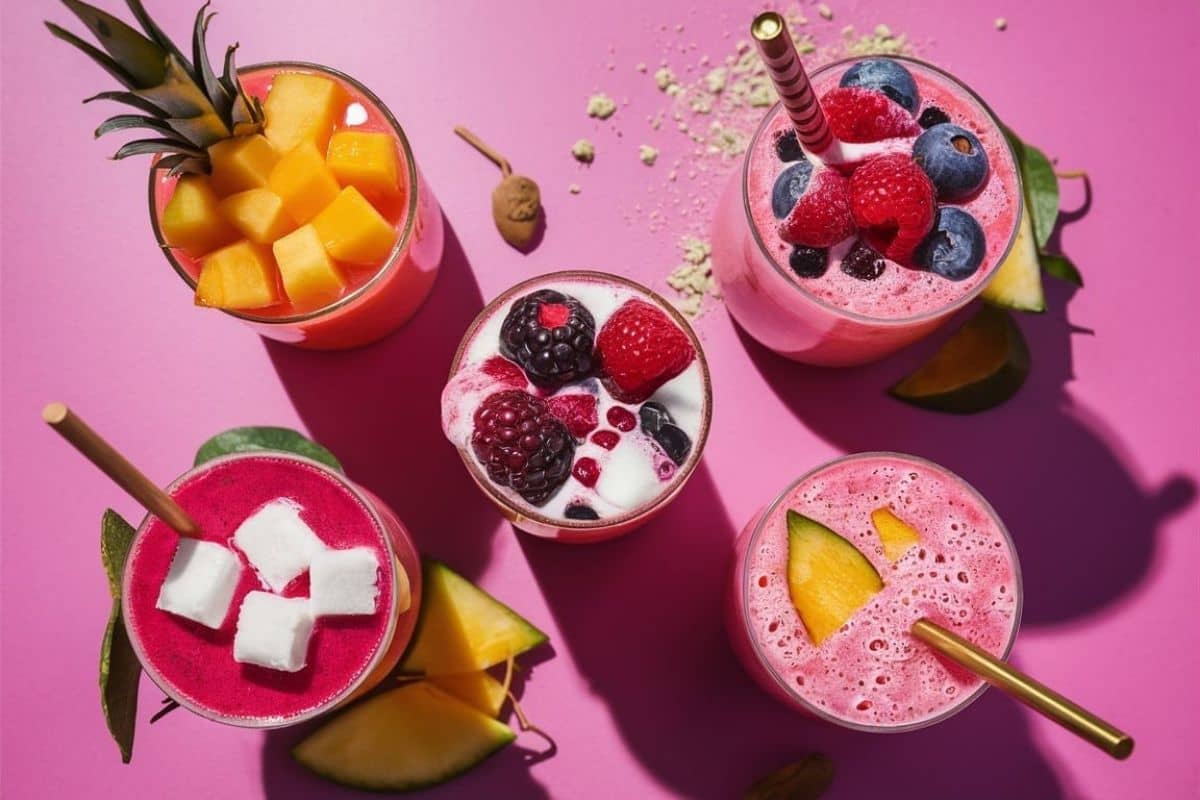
(821, 87, 921, 143)
(499, 290, 595, 389)
(480, 356, 527, 387)
(471, 390, 574, 505)
(848, 154, 937, 263)
(606, 406, 637, 431)
(546, 394, 598, 439)
(596, 300, 696, 403)
(591, 430, 620, 450)
(779, 169, 856, 248)
(572, 457, 600, 488)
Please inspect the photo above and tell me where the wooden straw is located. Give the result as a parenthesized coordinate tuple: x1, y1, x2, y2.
(912, 618, 1133, 759)
(751, 12, 835, 154)
(454, 126, 512, 177)
(42, 403, 200, 538)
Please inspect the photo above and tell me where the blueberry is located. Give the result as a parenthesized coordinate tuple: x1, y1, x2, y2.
(565, 504, 600, 521)
(788, 246, 829, 278)
(918, 106, 950, 129)
(639, 401, 672, 435)
(654, 424, 692, 466)
(774, 129, 807, 163)
(771, 161, 814, 219)
(839, 59, 919, 113)
(912, 124, 989, 200)
(841, 242, 886, 281)
(914, 207, 986, 281)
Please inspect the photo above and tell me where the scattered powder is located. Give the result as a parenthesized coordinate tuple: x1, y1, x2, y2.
(568, 183, 582, 194)
(639, 145, 659, 166)
(994, 18, 1008, 31)
(586, 93, 617, 119)
(636, 62, 648, 72)
(667, 237, 720, 317)
(818, 3, 834, 21)
(572, 138, 596, 163)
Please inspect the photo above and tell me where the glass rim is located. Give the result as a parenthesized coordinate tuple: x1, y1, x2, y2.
(741, 55, 1024, 327)
(121, 450, 404, 729)
(736, 450, 1024, 733)
(147, 60, 421, 325)
(447, 269, 714, 533)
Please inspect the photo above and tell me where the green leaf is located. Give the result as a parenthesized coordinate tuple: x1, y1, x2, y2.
(100, 509, 136, 598)
(84, 89, 168, 117)
(744, 753, 834, 800)
(94, 113, 175, 139)
(194, 427, 344, 473)
(47, 21, 139, 90)
(61, 0, 166, 88)
(1003, 127, 1059, 250)
(191, 4, 232, 123)
(124, 0, 192, 77)
(1039, 252, 1084, 287)
(99, 510, 140, 764)
(112, 137, 204, 160)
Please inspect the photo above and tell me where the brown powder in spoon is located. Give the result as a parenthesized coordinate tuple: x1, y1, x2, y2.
(454, 126, 544, 250)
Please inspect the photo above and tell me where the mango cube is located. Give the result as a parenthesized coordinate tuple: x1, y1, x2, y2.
(219, 188, 296, 244)
(311, 186, 396, 266)
(326, 131, 400, 196)
(195, 240, 281, 310)
(263, 73, 344, 154)
(160, 175, 239, 258)
(272, 225, 346, 307)
(268, 142, 341, 225)
(207, 135, 278, 196)
(870, 507, 922, 563)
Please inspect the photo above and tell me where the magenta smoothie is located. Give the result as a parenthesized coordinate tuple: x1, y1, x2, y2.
(725, 453, 1021, 730)
(123, 453, 420, 726)
(712, 57, 1021, 365)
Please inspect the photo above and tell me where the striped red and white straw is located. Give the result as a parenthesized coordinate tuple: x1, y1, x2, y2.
(751, 12, 836, 155)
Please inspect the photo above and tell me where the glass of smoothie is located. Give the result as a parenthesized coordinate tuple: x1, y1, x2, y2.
(443, 271, 712, 542)
(149, 62, 444, 350)
(122, 452, 422, 728)
(711, 56, 1021, 365)
(724, 452, 1021, 731)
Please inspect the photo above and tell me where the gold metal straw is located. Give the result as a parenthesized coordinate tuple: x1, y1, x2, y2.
(42, 402, 201, 538)
(912, 618, 1133, 759)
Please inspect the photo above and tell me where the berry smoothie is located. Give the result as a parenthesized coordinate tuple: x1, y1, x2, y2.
(443, 271, 711, 542)
(150, 63, 444, 350)
(712, 57, 1021, 365)
(122, 453, 421, 727)
(725, 453, 1021, 731)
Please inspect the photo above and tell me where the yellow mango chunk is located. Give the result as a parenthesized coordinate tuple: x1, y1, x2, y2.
(206, 135, 278, 196)
(428, 671, 508, 718)
(326, 131, 400, 196)
(311, 186, 396, 266)
(160, 175, 239, 258)
(263, 72, 344, 153)
(871, 507, 922, 563)
(268, 142, 341, 225)
(218, 188, 295, 244)
(195, 240, 281, 310)
(272, 224, 346, 307)
(787, 511, 882, 646)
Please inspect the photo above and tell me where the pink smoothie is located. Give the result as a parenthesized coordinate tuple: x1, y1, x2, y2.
(726, 453, 1021, 730)
(123, 453, 417, 725)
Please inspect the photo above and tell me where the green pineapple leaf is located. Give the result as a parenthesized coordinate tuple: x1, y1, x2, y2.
(124, 0, 193, 76)
(62, 0, 166, 88)
(94, 113, 176, 139)
(190, 3, 232, 122)
(83, 89, 169, 117)
(112, 137, 205, 160)
(46, 21, 140, 90)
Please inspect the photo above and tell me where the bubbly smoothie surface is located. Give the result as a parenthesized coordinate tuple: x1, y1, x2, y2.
(124, 456, 395, 723)
(746, 60, 1019, 319)
(744, 456, 1019, 728)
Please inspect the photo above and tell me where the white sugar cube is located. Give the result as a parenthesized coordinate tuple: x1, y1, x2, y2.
(233, 592, 314, 672)
(310, 548, 380, 616)
(232, 499, 325, 592)
(595, 440, 661, 510)
(155, 539, 242, 629)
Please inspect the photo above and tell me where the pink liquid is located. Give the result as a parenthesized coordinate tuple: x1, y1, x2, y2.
(711, 57, 1020, 365)
(123, 454, 418, 725)
(725, 453, 1021, 730)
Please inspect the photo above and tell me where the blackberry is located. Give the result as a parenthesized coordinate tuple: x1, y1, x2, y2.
(565, 504, 600, 521)
(841, 242, 887, 281)
(471, 390, 574, 505)
(774, 129, 807, 163)
(788, 246, 829, 279)
(638, 401, 692, 466)
(918, 106, 951, 129)
(499, 290, 595, 389)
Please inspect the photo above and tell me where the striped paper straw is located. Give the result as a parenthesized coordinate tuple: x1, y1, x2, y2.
(751, 12, 835, 154)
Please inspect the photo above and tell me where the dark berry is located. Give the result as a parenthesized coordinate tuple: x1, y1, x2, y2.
(912, 124, 989, 200)
(572, 457, 600, 488)
(914, 207, 986, 281)
(771, 161, 814, 219)
(499, 290, 596, 389)
(654, 424, 692, 466)
(841, 242, 887, 281)
(918, 106, 950, 129)
(788, 246, 829, 278)
(565, 504, 600, 521)
(607, 406, 637, 431)
(591, 430, 620, 450)
(839, 58, 920, 113)
(638, 401, 671, 435)
(471, 390, 575, 505)
(774, 129, 807, 163)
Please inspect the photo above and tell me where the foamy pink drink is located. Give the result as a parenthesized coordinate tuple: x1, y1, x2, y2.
(123, 452, 421, 728)
(711, 57, 1021, 365)
(724, 452, 1021, 731)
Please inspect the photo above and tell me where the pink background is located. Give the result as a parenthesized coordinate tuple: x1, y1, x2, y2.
(2, 1, 1197, 798)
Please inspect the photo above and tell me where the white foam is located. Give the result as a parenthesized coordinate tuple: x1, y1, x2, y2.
(155, 538, 242, 629)
(595, 438, 662, 510)
(232, 499, 326, 592)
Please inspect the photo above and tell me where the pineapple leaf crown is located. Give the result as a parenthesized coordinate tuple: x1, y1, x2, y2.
(46, 0, 264, 175)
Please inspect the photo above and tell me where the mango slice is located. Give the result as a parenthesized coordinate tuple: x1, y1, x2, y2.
(263, 72, 343, 154)
(870, 507, 921, 562)
(787, 510, 882, 646)
(311, 186, 396, 266)
(982, 208, 1045, 313)
(206, 134, 278, 197)
(272, 224, 345, 307)
(268, 142, 341, 225)
(326, 131, 400, 197)
(160, 175, 238, 258)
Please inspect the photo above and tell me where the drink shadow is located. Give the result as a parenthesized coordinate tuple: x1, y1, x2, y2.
(731, 279, 1195, 627)
(518, 462, 1066, 798)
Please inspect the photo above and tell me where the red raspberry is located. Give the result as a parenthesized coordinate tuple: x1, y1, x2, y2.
(572, 457, 600, 488)
(471, 390, 574, 505)
(591, 430, 620, 450)
(606, 406, 637, 432)
(596, 300, 696, 403)
(480, 356, 527, 387)
(821, 87, 921, 143)
(849, 154, 937, 263)
(546, 394, 598, 439)
(779, 169, 856, 248)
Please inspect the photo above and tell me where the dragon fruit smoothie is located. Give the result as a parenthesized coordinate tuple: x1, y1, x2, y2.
(122, 452, 421, 727)
(443, 271, 711, 542)
(725, 453, 1021, 730)
(711, 56, 1021, 366)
